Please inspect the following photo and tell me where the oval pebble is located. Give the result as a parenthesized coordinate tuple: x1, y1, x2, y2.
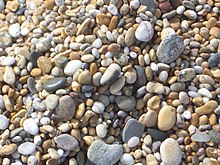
(0, 115, 9, 130)
(127, 136, 140, 148)
(18, 142, 36, 155)
(23, 118, 39, 135)
(120, 153, 135, 165)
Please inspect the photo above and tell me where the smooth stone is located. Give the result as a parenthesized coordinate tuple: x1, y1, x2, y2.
(96, 124, 107, 138)
(134, 65, 147, 89)
(158, 106, 176, 131)
(198, 88, 212, 98)
(135, 21, 154, 42)
(0, 144, 17, 156)
(157, 34, 184, 64)
(32, 102, 46, 111)
(115, 96, 136, 112)
(146, 154, 158, 165)
(3, 66, 15, 85)
(54, 134, 78, 150)
(18, 142, 36, 155)
(27, 156, 37, 165)
(27, 77, 38, 94)
(109, 76, 125, 94)
(87, 140, 123, 165)
(92, 101, 105, 114)
(0, 115, 9, 130)
(120, 153, 135, 165)
(127, 136, 140, 148)
(191, 132, 210, 142)
(43, 77, 67, 93)
(195, 100, 218, 115)
(23, 118, 39, 135)
(125, 27, 136, 47)
(78, 70, 92, 84)
(140, 0, 156, 13)
(54, 56, 68, 68)
(36, 38, 52, 52)
(0, 0, 4, 12)
(177, 68, 196, 82)
(30, 51, 43, 67)
(160, 138, 182, 165)
(124, 68, 137, 84)
(53, 95, 76, 122)
(100, 63, 121, 85)
(122, 118, 145, 142)
(147, 129, 168, 141)
(3, 57, 15, 66)
(146, 82, 164, 94)
(64, 60, 83, 76)
(208, 53, 220, 67)
(37, 56, 53, 73)
(48, 148, 60, 159)
(206, 147, 220, 159)
(8, 23, 20, 38)
(0, 32, 12, 47)
(208, 130, 220, 144)
(46, 94, 59, 110)
(143, 110, 157, 127)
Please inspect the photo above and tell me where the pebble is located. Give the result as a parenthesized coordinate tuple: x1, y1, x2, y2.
(0, 115, 9, 130)
(115, 96, 136, 112)
(3, 66, 15, 85)
(53, 95, 76, 122)
(208, 53, 220, 67)
(127, 136, 140, 148)
(54, 134, 78, 150)
(27, 77, 38, 94)
(120, 153, 135, 165)
(191, 132, 210, 142)
(92, 101, 105, 114)
(195, 100, 218, 115)
(177, 68, 196, 82)
(18, 142, 36, 155)
(208, 130, 220, 144)
(0, 144, 17, 156)
(48, 148, 60, 159)
(122, 118, 145, 142)
(125, 28, 136, 47)
(140, 0, 155, 13)
(87, 140, 123, 165)
(45, 94, 59, 110)
(146, 82, 164, 94)
(64, 60, 82, 76)
(146, 154, 158, 165)
(23, 118, 39, 135)
(135, 21, 154, 42)
(198, 88, 212, 98)
(157, 34, 184, 64)
(37, 56, 53, 73)
(43, 77, 67, 93)
(160, 138, 182, 165)
(158, 106, 176, 131)
(0, 32, 12, 48)
(30, 51, 43, 68)
(142, 110, 157, 127)
(8, 23, 20, 38)
(100, 63, 121, 85)
(0, 0, 4, 12)
(159, 71, 168, 81)
(96, 124, 107, 138)
(27, 156, 37, 165)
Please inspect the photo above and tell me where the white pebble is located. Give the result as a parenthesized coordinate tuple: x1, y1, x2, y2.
(130, 52, 137, 59)
(188, 91, 201, 98)
(198, 88, 212, 98)
(92, 38, 102, 48)
(96, 124, 107, 138)
(150, 62, 158, 71)
(3, 57, 15, 66)
(130, 0, 140, 10)
(21, 27, 29, 36)
(159, 71, 168, 81)
(92, 101, 105, 114)
(127, 136, 140, 148)
(183, 111, 192, 120)
(23, 118, 39, 135)
(135, 21, 154, 42)
(108, 4, 118, 15)
(8, 23, 20, 38)
(34, 135, 42, 145)
(18, 142, 36, 155)
(120, 153, 135, 165)
(176, 6, 185, 15)
(0, 115, 9, 130)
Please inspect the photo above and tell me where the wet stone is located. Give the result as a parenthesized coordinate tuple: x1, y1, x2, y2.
(43, 77, 67, 93)
(122, 118, 145, 142)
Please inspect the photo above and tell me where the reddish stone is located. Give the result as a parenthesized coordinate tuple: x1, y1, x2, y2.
(159, 1, 171, 13)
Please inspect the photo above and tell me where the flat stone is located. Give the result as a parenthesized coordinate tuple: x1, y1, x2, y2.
(140, 0, 156, 13)
(100, 63, 121, 85)
(135, 21, 154, 42)
(160, 138, 182, 165)
(43, 77, 67, 93)
(23, 118, 39, 135)
(177, 68, 196, 82)
(208, 53, 220, 67)
(30, 51, 43, 67)
(122, 118, 145, 142)
(115, 96, 136, 112)
(53, 95, 76, 122)
(0, 144, 17, 156)
(208, 130, 220, 144)
(54, 134, 78, 150)
(3, 66, 15, 85)
(18, 142, 36, 155)
(158, 106, 176, 131)
(195, 100, 218, 115)
(27, 77, 38, 94)
(87, 140, 123, 165)
(64, 60, 83, 76)
(147, 129, 168, 141)
(46, 94, 59, 110)
(109, 76, 125, 94)
(157, 34, 184, 64)
(191, 132, 210, 142)
(0, 115, 9, 130)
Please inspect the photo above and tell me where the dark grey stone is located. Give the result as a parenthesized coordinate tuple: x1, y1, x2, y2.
(208, 130, 220, 144)
(157, 34, 184, 64)
(27, 77, 38, 94)
(115, 96, 136, 112)
(140, 0, 156, 14)
(81, 85, 93, 93)
(147, 129, 168, 141)
(43, 77, 67, 93)
(30, 51, 43, 67)
(208, 53, 220, 67)
(122, 118, 145, 142)
(134, 65, 147, 90)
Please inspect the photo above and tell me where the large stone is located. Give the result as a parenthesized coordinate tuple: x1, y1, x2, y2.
(87, 140, 123, 165)
(160, 138, 182, 165)
(157, 34, 184, 64)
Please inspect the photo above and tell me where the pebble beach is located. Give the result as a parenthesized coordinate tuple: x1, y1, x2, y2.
(0, 0, 220, 164)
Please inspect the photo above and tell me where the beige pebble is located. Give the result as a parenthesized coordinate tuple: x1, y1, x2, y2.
(195, 100, 218, 115)
(146, 82, 164, 94)
(78, 70, 92, 84)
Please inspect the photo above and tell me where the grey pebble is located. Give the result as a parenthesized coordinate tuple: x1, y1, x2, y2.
(115, 96, 136, 112)
(43, 77, 67, 93)
(54, 134, 78, 150)
(140, 0, 156, 13)
(147, 129, 168, 141)
(30, 51, 43, 67)
(208, 53, 220, 67)
(191, 132, 210, 142)
(208, 130, 220, 144)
